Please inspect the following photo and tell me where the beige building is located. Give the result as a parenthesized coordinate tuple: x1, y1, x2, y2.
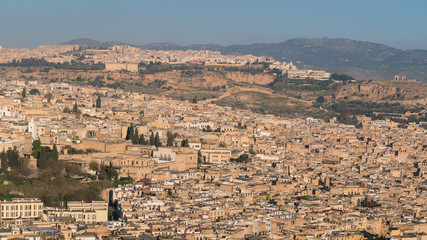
(67, 201, 108, 222)
(200, 148, 231, 164)
(44, 208, 98, 224)
(0, 198, 44, 220)
(44, 200, 108, 224)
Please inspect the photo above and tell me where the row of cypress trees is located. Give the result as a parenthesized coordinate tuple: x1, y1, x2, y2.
(125, 125, 190, 147)
(126, 125, 161, 146)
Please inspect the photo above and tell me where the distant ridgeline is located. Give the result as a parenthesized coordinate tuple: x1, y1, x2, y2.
(60, 38, 427, 82)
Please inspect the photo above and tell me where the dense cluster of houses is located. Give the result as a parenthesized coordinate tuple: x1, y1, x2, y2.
(0, 78, 425, 239)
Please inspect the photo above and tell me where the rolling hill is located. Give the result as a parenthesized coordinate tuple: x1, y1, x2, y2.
(60, 38, 427, 82)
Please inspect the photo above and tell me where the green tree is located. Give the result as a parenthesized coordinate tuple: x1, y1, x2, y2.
(166, 131, 176, 146)
(72, 102, 80, 115)
(0, 150, 7, 170)
(181, 139, 189, 147)
(29, 88, 40, 95)
(31, 139, 42, 159)
(63, 107, 72, 114)
(51, 144, 59, 161)
(37, 146, 59, 170)
(73, 102, 78, 112)
(125, 126, 131, 140)
(132, 128, 139, 144)
(316, 96, 325, 104)
(89, 161, 99, 171)
(2, 148, 29, 175)
(149, 132, 155, 145)
(7, 148, 20, 170)
(96, 95, 101, 108)
(197, 150, 202, 164)
(329, 73, 354, 82)
(138, 134, 146, 145)
(37, 147, 49, 169)
(22, 87, 26, 98)
(99, 163, 118, 181)
(154, 132, 161, 147)
(125, 125, 134, 140)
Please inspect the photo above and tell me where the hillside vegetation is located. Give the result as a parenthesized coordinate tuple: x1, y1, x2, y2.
(1, 62, 426, 126)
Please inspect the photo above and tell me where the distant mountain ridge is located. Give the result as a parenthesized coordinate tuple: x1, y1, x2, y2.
(60, 38, 427, 82)
(61, 38, 138, 48)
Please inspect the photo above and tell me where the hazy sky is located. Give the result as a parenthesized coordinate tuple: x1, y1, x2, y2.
(1, 0, 426, 50)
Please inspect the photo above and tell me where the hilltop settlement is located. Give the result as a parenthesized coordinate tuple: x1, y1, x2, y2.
(0, 45, 425, 240)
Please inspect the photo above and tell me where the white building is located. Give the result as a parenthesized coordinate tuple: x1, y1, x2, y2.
(28, 118, 37, 140)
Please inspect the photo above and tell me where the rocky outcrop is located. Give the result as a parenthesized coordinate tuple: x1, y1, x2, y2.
(225, 72, 275, 85)
(141, 71, 227, 89)
(338, 82, 403, 99)
(141, 71, 274, 88)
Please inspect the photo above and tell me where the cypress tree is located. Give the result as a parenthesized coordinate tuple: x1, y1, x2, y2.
(72, 102, 80, 116)
(181, 139, 189, 147)
(0, 150, 7, 170)
(149, 132, 155, 145)
(125, 126, 131, 140)
(154, 132, 161, 147)
(96, 95, 101, 108)
(138, 134, 146, 145)
(132, 128, 139, 144)
(126, 125, 134, 140)
(22, 87, 26, 98)
(37, 147, 50, 169)
(51, 144, 59, 161)
(166, 131, 174, 146)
